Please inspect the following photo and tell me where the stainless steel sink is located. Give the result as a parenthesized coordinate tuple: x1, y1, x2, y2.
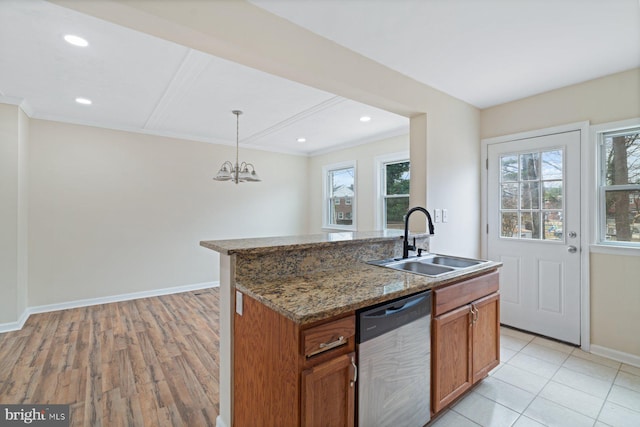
(425, 256, 481, 268)
(392, 260, 454, 276)
(368, 253, 488, 277)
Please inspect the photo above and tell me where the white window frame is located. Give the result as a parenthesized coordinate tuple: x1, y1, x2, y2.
(374, 152, 410, 230)
(322, 161, 357, 231)
(591, 118, 640, 256)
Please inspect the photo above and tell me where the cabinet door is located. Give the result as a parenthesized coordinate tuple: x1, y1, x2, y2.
(432, 304, 472, 414)
(301, 352, 356, 427)
(472, 293, 500, 383)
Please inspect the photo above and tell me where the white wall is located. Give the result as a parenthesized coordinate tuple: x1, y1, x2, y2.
(57, 0, 484, 264)
(0, 104, 18, 322)
(27, 119, 309, 307)
(480, 68, 640, 358)
(424, 100, 482, 258)
(17, 107, 29, 318)
(0, 104, 28, 324)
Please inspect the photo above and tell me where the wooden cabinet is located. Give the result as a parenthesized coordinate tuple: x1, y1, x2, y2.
(234, 293, 356, 427)
(301, 352, 356, 427)
(432, 304, 473, 412)
(472, 293, 500, 384)
(432, 271, 500, 414)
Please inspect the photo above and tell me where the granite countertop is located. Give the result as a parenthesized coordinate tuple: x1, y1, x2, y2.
(200, 230, 409, 255)
(236, 260, 501, 325)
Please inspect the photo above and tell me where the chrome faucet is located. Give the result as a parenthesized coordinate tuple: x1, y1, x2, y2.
(403, 207, 435, 258)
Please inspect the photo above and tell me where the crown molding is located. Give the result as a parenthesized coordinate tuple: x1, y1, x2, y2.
(241, 96, 345, 145)
(144, 48, 212, 131)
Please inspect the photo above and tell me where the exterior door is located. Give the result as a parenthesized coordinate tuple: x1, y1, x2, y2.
(487, 130, 581, 344)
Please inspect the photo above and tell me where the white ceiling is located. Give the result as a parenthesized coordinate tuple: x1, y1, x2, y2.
(251, 0, 640, 108)
(0, 0, 408, 155)
(1, 1, 638, 155)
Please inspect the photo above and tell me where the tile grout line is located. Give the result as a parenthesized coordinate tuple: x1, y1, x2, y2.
(593, 365, 619, 425)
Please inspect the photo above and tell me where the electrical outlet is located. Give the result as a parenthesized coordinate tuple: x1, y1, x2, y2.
(236, 291, 243, 315)
(442, 209, 448, 223)
(434, 209, 442, 223)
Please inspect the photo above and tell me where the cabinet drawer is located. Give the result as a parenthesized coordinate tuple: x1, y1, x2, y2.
(433, 271, 499, 317)
(302, 315, 355, 359)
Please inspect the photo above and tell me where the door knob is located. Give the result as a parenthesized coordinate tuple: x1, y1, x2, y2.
(567, 245, 578, 253)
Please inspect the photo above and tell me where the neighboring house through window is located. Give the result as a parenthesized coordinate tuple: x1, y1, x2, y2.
(323, 161, 356, 230)
(376, 153, 410, 230)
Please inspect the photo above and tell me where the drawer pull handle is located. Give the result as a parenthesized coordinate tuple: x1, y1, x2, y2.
(470, 306, 479, 325)
(350, 356, 358, 387)
(307, 336, 346, 358)
(319, 335, 345, 350)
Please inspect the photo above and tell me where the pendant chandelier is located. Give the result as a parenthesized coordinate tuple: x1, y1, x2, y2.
(213, 110, 261, 183)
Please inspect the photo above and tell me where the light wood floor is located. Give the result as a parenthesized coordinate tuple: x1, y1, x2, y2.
(0, 288, 220, 427)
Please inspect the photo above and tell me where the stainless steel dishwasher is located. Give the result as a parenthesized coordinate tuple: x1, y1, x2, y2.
(357, 290, 431, 427)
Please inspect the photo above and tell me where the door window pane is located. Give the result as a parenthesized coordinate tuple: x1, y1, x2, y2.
(520, 212, 541, 239)
(542, 150, 563, 180)
(501, 183, 518, 209)
(543, 181, 563, 209)
(501, 212, 518, 238)
(544, 211, 563, 241)
(501, 155, 518, 181)
(520, 152, 540, 180)
(499, 149, 564, 242)
(520, 182, 540, 209)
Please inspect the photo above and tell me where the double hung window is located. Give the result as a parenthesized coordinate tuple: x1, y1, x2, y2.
(598, 126, 640, 246)
(381, 160, 410, 230)
(323, 162, 356, 230)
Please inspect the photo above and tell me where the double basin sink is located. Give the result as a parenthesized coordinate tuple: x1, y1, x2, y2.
(368, 253, 489, 277)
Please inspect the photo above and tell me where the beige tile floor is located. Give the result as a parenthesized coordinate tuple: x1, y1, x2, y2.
(430, 327, 640, 427)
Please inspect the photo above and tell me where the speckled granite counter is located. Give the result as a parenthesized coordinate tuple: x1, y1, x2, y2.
(200, 230, 409, 255)
(235, 261, 500, 324)
(201, 231, 500, 325)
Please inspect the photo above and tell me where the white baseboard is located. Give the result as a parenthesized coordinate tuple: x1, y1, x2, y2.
(0, 309, 31, 334)
(590, 344, 640, 368)
(216, 416, 228, 427)
(0, 281, 219, 334)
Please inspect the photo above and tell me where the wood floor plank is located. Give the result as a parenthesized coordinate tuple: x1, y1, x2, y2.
(0, 288, 220, 426)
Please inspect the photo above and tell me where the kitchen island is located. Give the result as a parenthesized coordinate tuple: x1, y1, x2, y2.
(201, 231, 500, 427)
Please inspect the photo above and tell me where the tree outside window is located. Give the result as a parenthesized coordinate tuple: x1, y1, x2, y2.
(383, 161, 410, 230)
(499, 150, 563, 241)
(601, 128, 640, 244)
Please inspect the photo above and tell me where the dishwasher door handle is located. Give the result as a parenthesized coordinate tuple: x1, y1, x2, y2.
(364, 294, 429, 318)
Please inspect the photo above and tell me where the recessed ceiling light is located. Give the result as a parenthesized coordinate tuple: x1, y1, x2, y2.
(297, 137, 307, 143)
(64, 34, 89, 47)
(360, 116, 371, 122)
(75, 97, 92, 105)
